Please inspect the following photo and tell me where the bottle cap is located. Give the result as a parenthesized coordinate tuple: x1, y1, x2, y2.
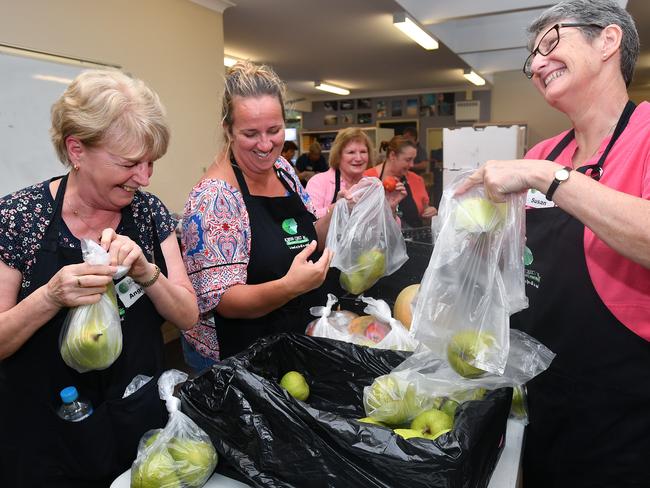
(60, 386, 79, 404)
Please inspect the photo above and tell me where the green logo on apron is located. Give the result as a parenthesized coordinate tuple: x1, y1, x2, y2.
(524, 245, 534, 266)
(281, 218, 298, 235)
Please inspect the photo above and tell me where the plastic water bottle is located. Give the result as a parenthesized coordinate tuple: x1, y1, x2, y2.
(57, 386, 93, 422)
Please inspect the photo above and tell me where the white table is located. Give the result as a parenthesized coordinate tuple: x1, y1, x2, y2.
(112, 419, 524, 488)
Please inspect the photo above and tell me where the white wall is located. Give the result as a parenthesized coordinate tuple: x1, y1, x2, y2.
(0, 0, 225, 213)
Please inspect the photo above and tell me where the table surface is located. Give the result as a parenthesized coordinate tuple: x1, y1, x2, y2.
(112, 419, 525, 488)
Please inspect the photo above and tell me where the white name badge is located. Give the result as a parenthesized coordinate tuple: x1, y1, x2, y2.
(115, 276, 145, 308)
(526, 189, 556, 209)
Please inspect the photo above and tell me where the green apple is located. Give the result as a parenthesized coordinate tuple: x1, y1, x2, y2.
(510, 385, 527, 419)
(357, 417, 386, 426)
(131, 450, 181, 488)
(340, 270, 368, 295)
(394, 428, 427, 440)
(280, 371, 310, 401)
(452, 387, 487, 403)
(440, 399, 460, 419)
(410, 409, 453, 440)
(447, 330, 495, 378)
(142, 429, 162, 450)
(358, 248, 386, 281)
(365, 375, 420, 426)
(455, 197, 506, 233)
(61, 316, 122, 371)
(168, 438, 218, 487)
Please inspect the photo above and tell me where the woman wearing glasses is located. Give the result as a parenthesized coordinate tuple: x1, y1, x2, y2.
(457, 1, 649, 486)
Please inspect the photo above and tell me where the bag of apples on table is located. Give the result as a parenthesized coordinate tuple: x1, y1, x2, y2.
(326, 177, 408, 295)
(304, 293, 359, 342)
(410, 170, 528, 377)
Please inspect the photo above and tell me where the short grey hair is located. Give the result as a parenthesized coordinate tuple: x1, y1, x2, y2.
(527, 0, 639, 86)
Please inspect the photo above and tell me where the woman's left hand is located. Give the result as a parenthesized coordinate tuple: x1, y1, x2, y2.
(421, 206, 438, 218)
(385, 181, 407, 212)
(99, 228, 151, 281)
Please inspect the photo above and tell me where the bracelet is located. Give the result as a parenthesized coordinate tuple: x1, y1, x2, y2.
(136, 264, 160, 288)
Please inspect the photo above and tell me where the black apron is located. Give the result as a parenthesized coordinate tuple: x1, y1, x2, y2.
(0, 175, 169, 487)
(214, 164, 325, 359)
(378, 165, 421, 227)
(511, 101, 650, 487)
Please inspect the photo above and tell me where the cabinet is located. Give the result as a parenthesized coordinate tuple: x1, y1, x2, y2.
(299, 127, 395, 160)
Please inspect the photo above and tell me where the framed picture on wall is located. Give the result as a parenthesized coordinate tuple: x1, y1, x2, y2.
(324, 114, 338, 126)
(357, 98, 371, 109)
(405, 98, 418, 116)
(342, 112, 354, 124)
(419, 94, 436, 116)
(437, 93, 456, 116)
(391, 99, 402, 117)
(357, 112, 372, 125)
(376, 100, 387, 118)
(323, 101, 338, 112)
(340, 100, 355, 110)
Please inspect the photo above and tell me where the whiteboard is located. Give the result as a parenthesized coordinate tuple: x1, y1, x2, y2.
(0, 48, 114, 198)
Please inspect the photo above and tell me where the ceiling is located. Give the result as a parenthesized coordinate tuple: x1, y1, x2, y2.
(220, 0, 650, 100)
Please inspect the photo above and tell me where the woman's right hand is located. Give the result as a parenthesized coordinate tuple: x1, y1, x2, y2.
(385, 181, 407, 213)
(46, 263, 117, 308)
(283, 241, 333, 295)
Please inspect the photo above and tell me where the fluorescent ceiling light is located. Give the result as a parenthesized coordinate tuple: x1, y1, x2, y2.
(32, 74, 73, 84)
(463, 69, 486, 86)
(314, 81, 350, 96)
(393, 13, 438, 50)
(224, 56, 238, 67)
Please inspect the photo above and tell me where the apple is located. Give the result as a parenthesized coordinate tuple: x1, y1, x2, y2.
(447, 330, 495, 378)
(365, 375, 420, 426)
(280, 371, 310, 401)
(348, 316, 373, 336)
(358, 248, 386, 281)
(357, 417, 386, 426)
(452, 387, 487, 403)
(410, 409, 453, 440)
(511, 385, 527, 419)
(61, 316, 122, 371)
(305, 310, 358, 336)
(440, 399, 460, 419)
(455, 197, 506, 233)
(168, 438, 218, 487)
(131, 450, 181, 488)
(340, 270, 368, 295)
(393, 428, 426, 440)
(383, 176, 398, 192)
(393, 284, 420, 330)
(364, 321, 391, 343)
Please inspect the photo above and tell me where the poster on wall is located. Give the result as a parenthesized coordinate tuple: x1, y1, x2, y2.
(342, 113, 354, 124)
(324, 114, 338, 126)
(376, 100, 387, 118)
(437, 93, 456, 116)
(340, 100, 354, 110)
(357, 98, 371, 109)
(405, 98, 418, 116)
(419, 94, 436, 116)
(324, 101, 338, 111)
(357, 112, 372, 125)
(391, 99, 402, 117)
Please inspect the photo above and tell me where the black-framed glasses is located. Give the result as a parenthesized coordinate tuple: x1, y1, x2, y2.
(523, 23, 604, 78)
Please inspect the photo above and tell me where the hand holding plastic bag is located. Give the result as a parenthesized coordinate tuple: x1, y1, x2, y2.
(326, 177, 408, 295)
(59, 239, 129, 373)
(131, 370, 218, 488)
(410, 172, 527, 375)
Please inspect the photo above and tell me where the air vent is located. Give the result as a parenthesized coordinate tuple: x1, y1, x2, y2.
(455, 100, 481, 122)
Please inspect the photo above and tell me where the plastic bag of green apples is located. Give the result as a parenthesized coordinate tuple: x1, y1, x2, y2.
(363, 329, 555, 434)
(410, 170, 528, 377)
(306, 294, 418, 351)
(130, 370, 218, 488)
(59, 239, 129, 373)
(326, 177, 408, 295)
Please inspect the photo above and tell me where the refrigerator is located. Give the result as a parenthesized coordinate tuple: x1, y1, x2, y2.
(441, 125, 527, 191)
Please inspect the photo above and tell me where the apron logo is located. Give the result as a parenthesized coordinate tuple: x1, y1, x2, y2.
(281, 218, 298, 235)
(524, 246, 534, 266)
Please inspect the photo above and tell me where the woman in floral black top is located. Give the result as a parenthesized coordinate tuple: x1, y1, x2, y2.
(0, 70, 198, 487)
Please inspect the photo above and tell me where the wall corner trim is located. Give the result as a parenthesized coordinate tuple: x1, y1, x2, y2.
(189, 0, 235, 13)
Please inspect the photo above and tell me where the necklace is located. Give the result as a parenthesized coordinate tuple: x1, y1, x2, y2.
(64, 199, 119, 240)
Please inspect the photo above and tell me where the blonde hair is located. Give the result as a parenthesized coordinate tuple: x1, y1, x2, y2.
(328, 128, 375, 170)
(221, 60, 286, 150)
(50, 69, 170, 166)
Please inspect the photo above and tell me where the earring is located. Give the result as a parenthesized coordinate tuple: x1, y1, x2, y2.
(73, 165, 79, 171)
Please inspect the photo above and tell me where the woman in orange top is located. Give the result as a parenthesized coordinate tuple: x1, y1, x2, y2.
(365, 136, 437, 227)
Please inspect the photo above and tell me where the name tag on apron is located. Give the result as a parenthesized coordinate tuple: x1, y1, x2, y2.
(526, 188, 556, 209)
(115, 276, 145, 308)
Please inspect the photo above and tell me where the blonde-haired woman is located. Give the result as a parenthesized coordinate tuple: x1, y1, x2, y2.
(0, 69, 198, 487)
(181, 61, 333, 365)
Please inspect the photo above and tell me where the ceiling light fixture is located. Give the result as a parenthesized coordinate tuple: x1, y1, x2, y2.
(393, 12, 438, 50)
(463, 69, 486, 86)
(32, 74, 74, 84)
(314, 81, 350, 96)
(224, 55, 239, 67)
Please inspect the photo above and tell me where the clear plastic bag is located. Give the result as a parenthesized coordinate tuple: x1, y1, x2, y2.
(305, 294, 354, 342)
(123, 374, 154, 398)
(326, 177, 408, 295)
(410, 172, 527, 376)
(363, 328, 554, 424)
(59, 239, 128, 373)
(360, 296, 419, 352)
(131, 370, 218, 488)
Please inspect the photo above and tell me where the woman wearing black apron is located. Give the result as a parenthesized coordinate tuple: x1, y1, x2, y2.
(181, 61, 333, 365)
(456, 2, 650, 485)
(0, 70, 198, 486)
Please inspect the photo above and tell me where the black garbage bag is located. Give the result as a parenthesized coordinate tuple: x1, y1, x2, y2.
(180, 333, 511, 488)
